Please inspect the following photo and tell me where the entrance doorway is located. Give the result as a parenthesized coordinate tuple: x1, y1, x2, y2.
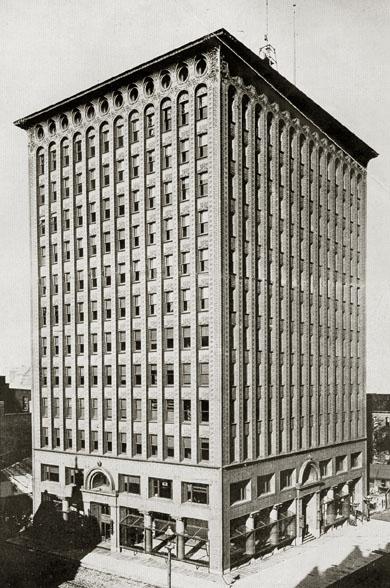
(90, 502, 111, 546)
(302, 494, 317, 538)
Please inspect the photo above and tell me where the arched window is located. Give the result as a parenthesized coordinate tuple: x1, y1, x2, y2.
(100, 97, 109, 114)
(86, 103, 95, 120)
(144, 77, 154, 96)
(195, 55, 207, 76)
(161, 98, 172, 133)
(36, 147, 45, 176)
(242, 96, 250, 132)
(61, 138, 70, 169)
(60, 114, 69, 131)
(73, 109, 81, 126)
(73, 132, 82, 164)
(129, 111, 139, 143)
(195, 85, 207, 121)
(177, 63, 188, 83)
(86, 128, 96, 159)
(160, 71, 171, 90)
(144, 105, 155, 138)
(255, 104, 262, 140)
(48, 120, 56, 135)
(128, 84, 139, 103)
(114, 117, 124, 149)
(177, 92, 189, 127)
(113, 91, 123, 108)
(91, 471, 110, 491)
(49, 143, 56, 172)
(36, 125, 44, 140)
(100, 122, 110, 155)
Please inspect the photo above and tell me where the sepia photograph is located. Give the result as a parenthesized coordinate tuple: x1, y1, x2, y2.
(0, 0, 389, 586)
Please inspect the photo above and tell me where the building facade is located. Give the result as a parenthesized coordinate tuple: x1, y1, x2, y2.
(15, 30, 377, 572)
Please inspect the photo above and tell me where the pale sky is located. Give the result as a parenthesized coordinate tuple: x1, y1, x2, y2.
(0, 0, 389, 391)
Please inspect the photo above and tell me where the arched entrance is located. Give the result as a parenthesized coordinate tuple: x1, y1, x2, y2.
(84, 468, 115, 549)
(298, 461, 321, 541)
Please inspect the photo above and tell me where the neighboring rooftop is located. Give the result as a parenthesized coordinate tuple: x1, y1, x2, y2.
(14, 28, 377, 167)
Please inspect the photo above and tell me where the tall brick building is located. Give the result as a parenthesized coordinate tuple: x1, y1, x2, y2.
(15, 30, 377, 572)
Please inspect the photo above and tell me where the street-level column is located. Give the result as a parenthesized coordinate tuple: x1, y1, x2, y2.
(326, 488, 336, 525)
(62, 498, 69, 521)
(245, 513, 255, 556)
(295, 495, 303, 545)
(111, 503, 119, 552)
(176, 518, 185, 560)
(269, 504, 280, 546)
(341, 483, 351, 518)
(143, 512, 152, 553)
(314, 491, 321, 538)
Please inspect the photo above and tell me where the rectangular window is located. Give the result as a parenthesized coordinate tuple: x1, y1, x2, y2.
(149, 434, 158, 457)
(199, 286, 209, 310)
(164, 290, 173, 313)
(181, 363, 191, 386)
(105, 431, 112, 452)
(336, 455, 347, 473)
(198, 210, 208, 235)
(148, 328, 157, 351)
(118, 364, 126, 386)
(198, 248, 208, 272)
(196, 133, 208, 159)
(230, 479, 251, 505)
(149, 478, 172, 499)
(165, 399, 174, 423)
(41, 464, 59, 482)
(148, 364, 158, 386)
(182, 436, 191, 460)
(180, 176, 189, 201)
(91, 430, 98, 452)
(257, 473, 275, 496)
(164, 364, 174, 386)
(116, 159, 124, 183)
(146, 149, 155, 174)
(198, 363, 209, 386)
(181, 214, 190, 238)
(91, 398, 98, 419)
(162, 145, 172, 169)
(149, 293, 157, 316)
(181, 251, 190, 275)
(181, 288, 190, 312)
(119, 474, 140, 494)
(182, 399, 191, 422)
(197, 171, 208, 197)
(133, 399, 142, 421)
(199, 399, 209, 423)
(280, 468, 295, 489)
(182, 482, 209, 504)
(104, 397, 112, 420)
(351, 451, 362, 469)
(119, 398, 127, 420)
(199, 325, 209, 348)
(164, 254, 173, 277)
(163, 218, 172, 241)
(133, 365, 142, 386)
(182, 326, 191, 349)
(133, 433, 142, 455)
(199, 438, 209, 461)
(179, 138, 189, 164)
(165, 327, 174, 350)
(163, 181, 172, 205)
(130, 155, 139, 178)
(165, 435, 174, 458)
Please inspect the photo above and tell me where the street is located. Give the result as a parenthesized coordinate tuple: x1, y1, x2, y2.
(0, 541, 155, 588)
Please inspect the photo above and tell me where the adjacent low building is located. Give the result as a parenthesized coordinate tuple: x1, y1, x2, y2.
(14, 29, 377, 573)
(0, 376, 31, 468)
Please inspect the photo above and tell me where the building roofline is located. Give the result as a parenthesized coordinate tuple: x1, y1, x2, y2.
(14, 28, 378, 166)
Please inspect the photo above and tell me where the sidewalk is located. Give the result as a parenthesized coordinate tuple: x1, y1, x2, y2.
(8, 518, 390, 588)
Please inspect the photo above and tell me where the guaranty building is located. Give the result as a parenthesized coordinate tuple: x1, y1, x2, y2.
(15, 29, 377, 573)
